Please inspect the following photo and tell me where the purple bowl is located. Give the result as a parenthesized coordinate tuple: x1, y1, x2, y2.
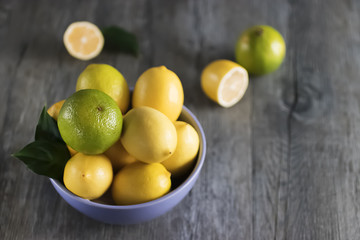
(50, 105, 206, 225)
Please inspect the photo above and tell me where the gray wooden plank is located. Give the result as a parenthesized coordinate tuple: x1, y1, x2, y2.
(278, 0, 360, 239)
(242, 1, 292, 240)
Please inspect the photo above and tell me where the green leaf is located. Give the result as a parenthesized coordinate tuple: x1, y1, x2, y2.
(12, 140, 71, 182)
(102, 26, 139, 57)
(35, 106, 63, 143)
(13, 105, 71, 182)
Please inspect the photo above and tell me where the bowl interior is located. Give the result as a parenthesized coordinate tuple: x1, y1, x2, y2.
(51, 105, 206, 209)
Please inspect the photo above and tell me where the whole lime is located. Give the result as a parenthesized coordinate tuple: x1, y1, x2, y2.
(235, 25, 286, 75)
(58, 89, 122, 155)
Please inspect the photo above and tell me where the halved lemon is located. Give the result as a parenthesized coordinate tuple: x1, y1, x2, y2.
(63, 21, 104, 61)
(201, 59, 249, 108)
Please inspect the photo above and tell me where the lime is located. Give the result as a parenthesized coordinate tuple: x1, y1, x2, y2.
(76, 64, 130, 114)
(112, 162, 171, 205)
(235, 25, 286, 75)
(132, 66, 184, 121)
(58, 89, 122, 155)
(63, 153, 113, 200)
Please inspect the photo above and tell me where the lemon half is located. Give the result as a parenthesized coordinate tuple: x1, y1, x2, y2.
(201, 59, 248, 108)
(63, 21, 104, 61)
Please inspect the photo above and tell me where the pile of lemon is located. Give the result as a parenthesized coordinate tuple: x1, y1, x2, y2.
(48, 64, 200, 205)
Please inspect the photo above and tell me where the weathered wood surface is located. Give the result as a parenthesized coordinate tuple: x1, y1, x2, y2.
(1, 0, 360, 239)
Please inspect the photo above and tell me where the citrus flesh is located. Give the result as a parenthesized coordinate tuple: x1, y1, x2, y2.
(201, 59, 249, 107)
(162, 121, 200, 177)
(104, 139, 137, 172)
(235, 25, 286, 75)
(76, 64, 130, 114)
(58, 89, 122, 155)
(132, 66, 184, 121)
(63, 21, 104, 60)
(120, 106, 177, 163)
(63, 153, 113, 200)
(112, 162, 171, 205)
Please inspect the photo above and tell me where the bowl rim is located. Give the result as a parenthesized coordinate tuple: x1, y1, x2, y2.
(50, 105, 206, 209)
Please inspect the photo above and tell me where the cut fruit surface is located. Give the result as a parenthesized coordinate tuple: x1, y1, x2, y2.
(63, 21, 104, 60)
(201, 59, 249, 108)
(217, 66, 248, 107)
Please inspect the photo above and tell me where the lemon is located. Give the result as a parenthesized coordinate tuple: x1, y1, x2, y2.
(66, 146, 78, 156)
(201, 59, 249, 107)
(47, 100, 66, 121)
(162, 121, 199, 177)
(63, 21, 104, 61)
(132, 66, 184, 121)
(76, 64, 130, 114)
(235, 25, 286, 75)
(58, 89, 122, 155)
(104, 139, 137, 172)
(47, 100, 78, 156)
(112, 162, 171, 205)
(120, 106, 177, 163)
(63, 153, 113, 200)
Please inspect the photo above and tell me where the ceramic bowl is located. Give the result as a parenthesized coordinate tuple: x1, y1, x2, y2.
(50, 105, 206, 224)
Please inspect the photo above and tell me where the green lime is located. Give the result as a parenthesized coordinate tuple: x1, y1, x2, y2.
(235, 25, 286, 75)
(58, 89, 122, 155)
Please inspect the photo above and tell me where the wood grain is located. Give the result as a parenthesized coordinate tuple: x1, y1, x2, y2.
(1, 0, 360, 239)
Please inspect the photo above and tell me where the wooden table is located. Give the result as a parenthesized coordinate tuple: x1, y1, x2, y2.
(1, 0, 360, 239)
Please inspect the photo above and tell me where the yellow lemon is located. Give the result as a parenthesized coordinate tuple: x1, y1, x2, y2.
(112, 162, 171, 205)
(104, 139, 137, 172)
(76, 64, 130, 114)
(47, 100, 78, 156)
(162, 121, 199, 177)
(63, 21, 104, 61)
(132, 66, 184, 121)
(63, 153, 113, 200)
(47, 100, 66, 121)
(120, 106, 177, 163)
(201, 59, 248, 108)
(67, 146, 78, 156)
